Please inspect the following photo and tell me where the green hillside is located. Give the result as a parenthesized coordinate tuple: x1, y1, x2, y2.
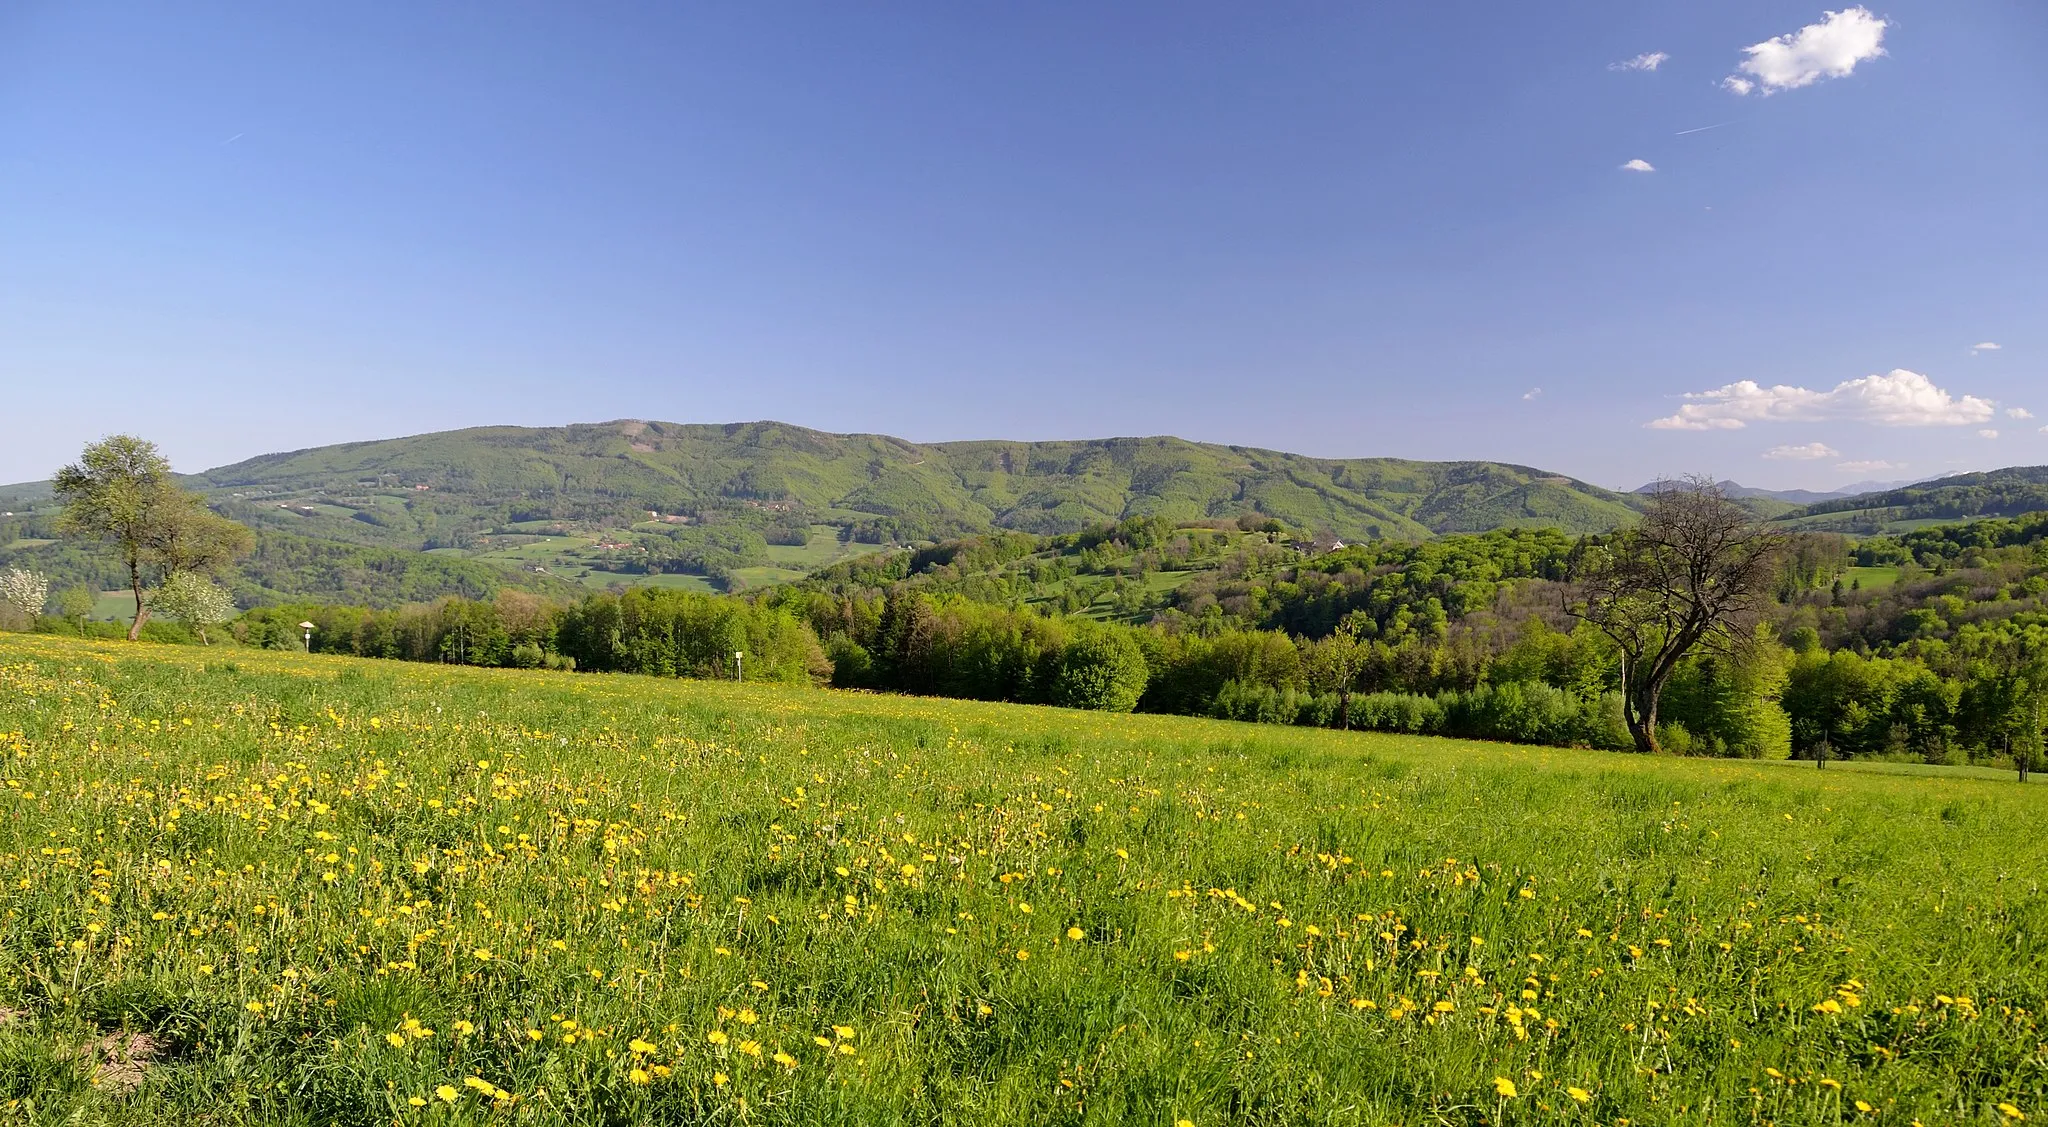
(178, 419, 1641, 547)
(1776, 466, 2048, 533)
(0, 528, 582, 613)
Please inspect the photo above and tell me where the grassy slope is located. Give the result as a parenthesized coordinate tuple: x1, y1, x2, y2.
(3, 634, 2045, 1124)
(188, 420, 1645, 544)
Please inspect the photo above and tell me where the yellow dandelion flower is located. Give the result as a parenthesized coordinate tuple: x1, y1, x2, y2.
(1492, 1077, 1518, 1098)
(435, 1085, 458, 1103)
(1567, 1086, 1591, 1103)
(629, 1068, 651, 1085)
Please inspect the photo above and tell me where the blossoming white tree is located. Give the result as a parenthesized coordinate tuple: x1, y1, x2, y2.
(0, 567, 50, 629)
(152, 571, 237, 645)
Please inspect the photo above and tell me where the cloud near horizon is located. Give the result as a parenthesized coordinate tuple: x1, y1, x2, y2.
(1610, 52, 1669, 72)
(1971, 342, 2002, 353)
(1979, 429, 2000, 439)
(1723, 6, 1888, 95)
(1835, 459, 1902, 473)
(1620, 158, 1655, 172)
(1647, 369, 1996, 431)
(1762, 442, 1839, 461)
(2008, 407, 2034, 419)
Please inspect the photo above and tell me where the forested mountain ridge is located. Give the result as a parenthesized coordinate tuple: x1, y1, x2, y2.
(160, 419, 1645, 545)
(1776, 466, 2048, 533)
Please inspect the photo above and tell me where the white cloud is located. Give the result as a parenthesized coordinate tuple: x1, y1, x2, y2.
(1611, 52, 1670, 72)
(1763, 442, 1840, 461)
(1646, 369, 1997, 430)
(1979, 429, 2000, 439)
(2007, 407, 2034, 419)
(1971, 341, 2002, 353)
(1725, 7, 1889, 95)
(1522, 387, 1543, 401)
(1835, 459, 1902, 472)
(1621, 158, 1656, 172)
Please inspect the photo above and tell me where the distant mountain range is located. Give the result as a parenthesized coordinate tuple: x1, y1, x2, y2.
(1631, 478, 1919, 505)
(4, 420, 1648, 545)
(8, 421, 2048, 561)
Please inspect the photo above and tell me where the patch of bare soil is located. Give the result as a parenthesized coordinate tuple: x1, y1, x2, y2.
(84, 1031, 162, 1096)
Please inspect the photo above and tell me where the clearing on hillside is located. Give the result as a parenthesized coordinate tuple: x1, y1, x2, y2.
(1, 634, 2043, 1124)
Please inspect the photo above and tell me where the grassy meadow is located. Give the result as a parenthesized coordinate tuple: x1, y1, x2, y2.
(2, 634, 2046, 1125)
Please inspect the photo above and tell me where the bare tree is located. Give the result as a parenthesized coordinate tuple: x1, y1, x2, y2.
(1568, 477, 1784, 753)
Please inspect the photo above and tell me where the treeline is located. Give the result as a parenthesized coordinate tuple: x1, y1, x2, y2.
(20, 502, 2048, 769)
(766, 586, 1786, 755)
(237, 587, 829, 685)
(216, 580, 1790, 755)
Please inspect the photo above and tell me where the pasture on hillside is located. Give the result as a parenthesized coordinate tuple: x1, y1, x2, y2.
(1, 634, 2044, 1125)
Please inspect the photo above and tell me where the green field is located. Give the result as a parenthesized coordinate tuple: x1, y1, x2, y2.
(2, 633, 2045, 1124)
(1842, 565, 1901, 591)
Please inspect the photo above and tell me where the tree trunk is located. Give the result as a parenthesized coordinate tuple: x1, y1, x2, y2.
(1624, 679, 1661, 754)
(127, 556, 148, 641)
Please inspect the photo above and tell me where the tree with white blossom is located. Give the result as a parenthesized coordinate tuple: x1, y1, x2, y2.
(152, 570, 238, 645)
(0, 567, 50, 630)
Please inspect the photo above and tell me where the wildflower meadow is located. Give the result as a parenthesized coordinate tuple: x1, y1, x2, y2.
(1, 632, 2044, 1125)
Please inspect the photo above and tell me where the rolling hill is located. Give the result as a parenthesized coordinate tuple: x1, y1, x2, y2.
(1776, 466, 2048, 533)
(179, 419, 1643, 546)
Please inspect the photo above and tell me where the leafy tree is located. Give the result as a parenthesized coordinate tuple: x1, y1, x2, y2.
(1569, 478, 1783, 753)
(1052, 629, 1149, 712)
(152, 571, 237, 645)
(52, 436, 252, 640)
(0, 567, 49, 629)
(1305, 623, 1371, 729)
(56, 585, 95, 636)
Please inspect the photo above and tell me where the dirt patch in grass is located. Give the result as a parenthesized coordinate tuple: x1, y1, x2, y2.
(83, 1031, 162, 1096)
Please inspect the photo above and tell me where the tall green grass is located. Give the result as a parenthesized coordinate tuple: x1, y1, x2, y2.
(1, 633, 2044, 1125)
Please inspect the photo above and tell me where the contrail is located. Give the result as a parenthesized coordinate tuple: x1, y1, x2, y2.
(222, 133, 244, 144)
(1673, 122, 1732, 136)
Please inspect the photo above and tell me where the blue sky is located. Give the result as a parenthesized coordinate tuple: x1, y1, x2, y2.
(2, 2, 2042, 490)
